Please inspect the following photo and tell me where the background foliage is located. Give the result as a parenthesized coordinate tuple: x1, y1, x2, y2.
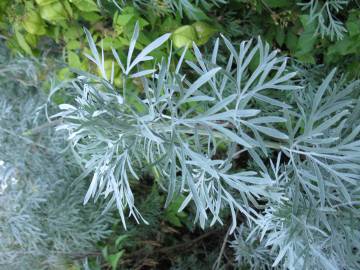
(0, 0, 360, 269)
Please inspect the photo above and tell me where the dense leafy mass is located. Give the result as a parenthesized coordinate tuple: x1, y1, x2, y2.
(0, 1, 360, 270)
(0, 46, 113, 269)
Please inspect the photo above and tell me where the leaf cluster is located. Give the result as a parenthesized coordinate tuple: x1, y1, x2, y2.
(0, 46, 114, 270)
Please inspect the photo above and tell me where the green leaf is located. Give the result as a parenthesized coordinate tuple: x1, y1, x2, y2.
(97, 37, 120, 50)
(172, 25, 197, 48)
(327, 37, 356, 56)
(181, 0, 208, 20)
(67, 50, 82, 69)
(295, 16, 317, 63)
(15, 30, 32, 55)
(108, 251, 124, 270)
(22, 9, 46, 35)
(69, 0, 99, 12)
(114, 13, 135, 27)
(25, 33, 37, 48)
(66, 40, 81, 50)
(35, 0, 58, 6)
(81, 11, 102, 22)
(164, 195, 187, 227)
(39, 2, 72, 22)
(192, 21, 216, 45)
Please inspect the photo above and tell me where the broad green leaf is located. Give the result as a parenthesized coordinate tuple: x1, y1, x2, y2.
(67, 50, 82, 69)
(172, 25, 197, 48)
(69, 0, 99, 12)
(39, 2, 72, 22)
(22, 9, 46, 35)
(192, 21, 216, 45)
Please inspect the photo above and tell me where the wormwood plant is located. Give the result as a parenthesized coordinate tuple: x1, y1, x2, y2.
(0, 0, 359, 268)
(56, 22, 300, 232)
(55, 23, 360, 269)
(0, 47, 113, 269)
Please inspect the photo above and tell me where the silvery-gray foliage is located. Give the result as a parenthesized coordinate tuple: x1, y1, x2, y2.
(55, 23, 360, 269)
(56, 23, 299, 232)
(0, 51, 113, 269)
(230, 224, 279, 270)
(231, 70, 360, 269)
(107, 0, 226, 19)
(299, 0, 350, 40)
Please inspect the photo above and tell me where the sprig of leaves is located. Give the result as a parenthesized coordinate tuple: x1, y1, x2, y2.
(299, 0, 350, 40)
(231, 69, 360, 269)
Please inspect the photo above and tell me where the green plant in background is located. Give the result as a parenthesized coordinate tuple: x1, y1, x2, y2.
(215, 0, 360, 76)
(326, 8, 360, 77)
(101, 235, 127, 270)
(1, 0, 359, 77)
(0, 0, 218, 84)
